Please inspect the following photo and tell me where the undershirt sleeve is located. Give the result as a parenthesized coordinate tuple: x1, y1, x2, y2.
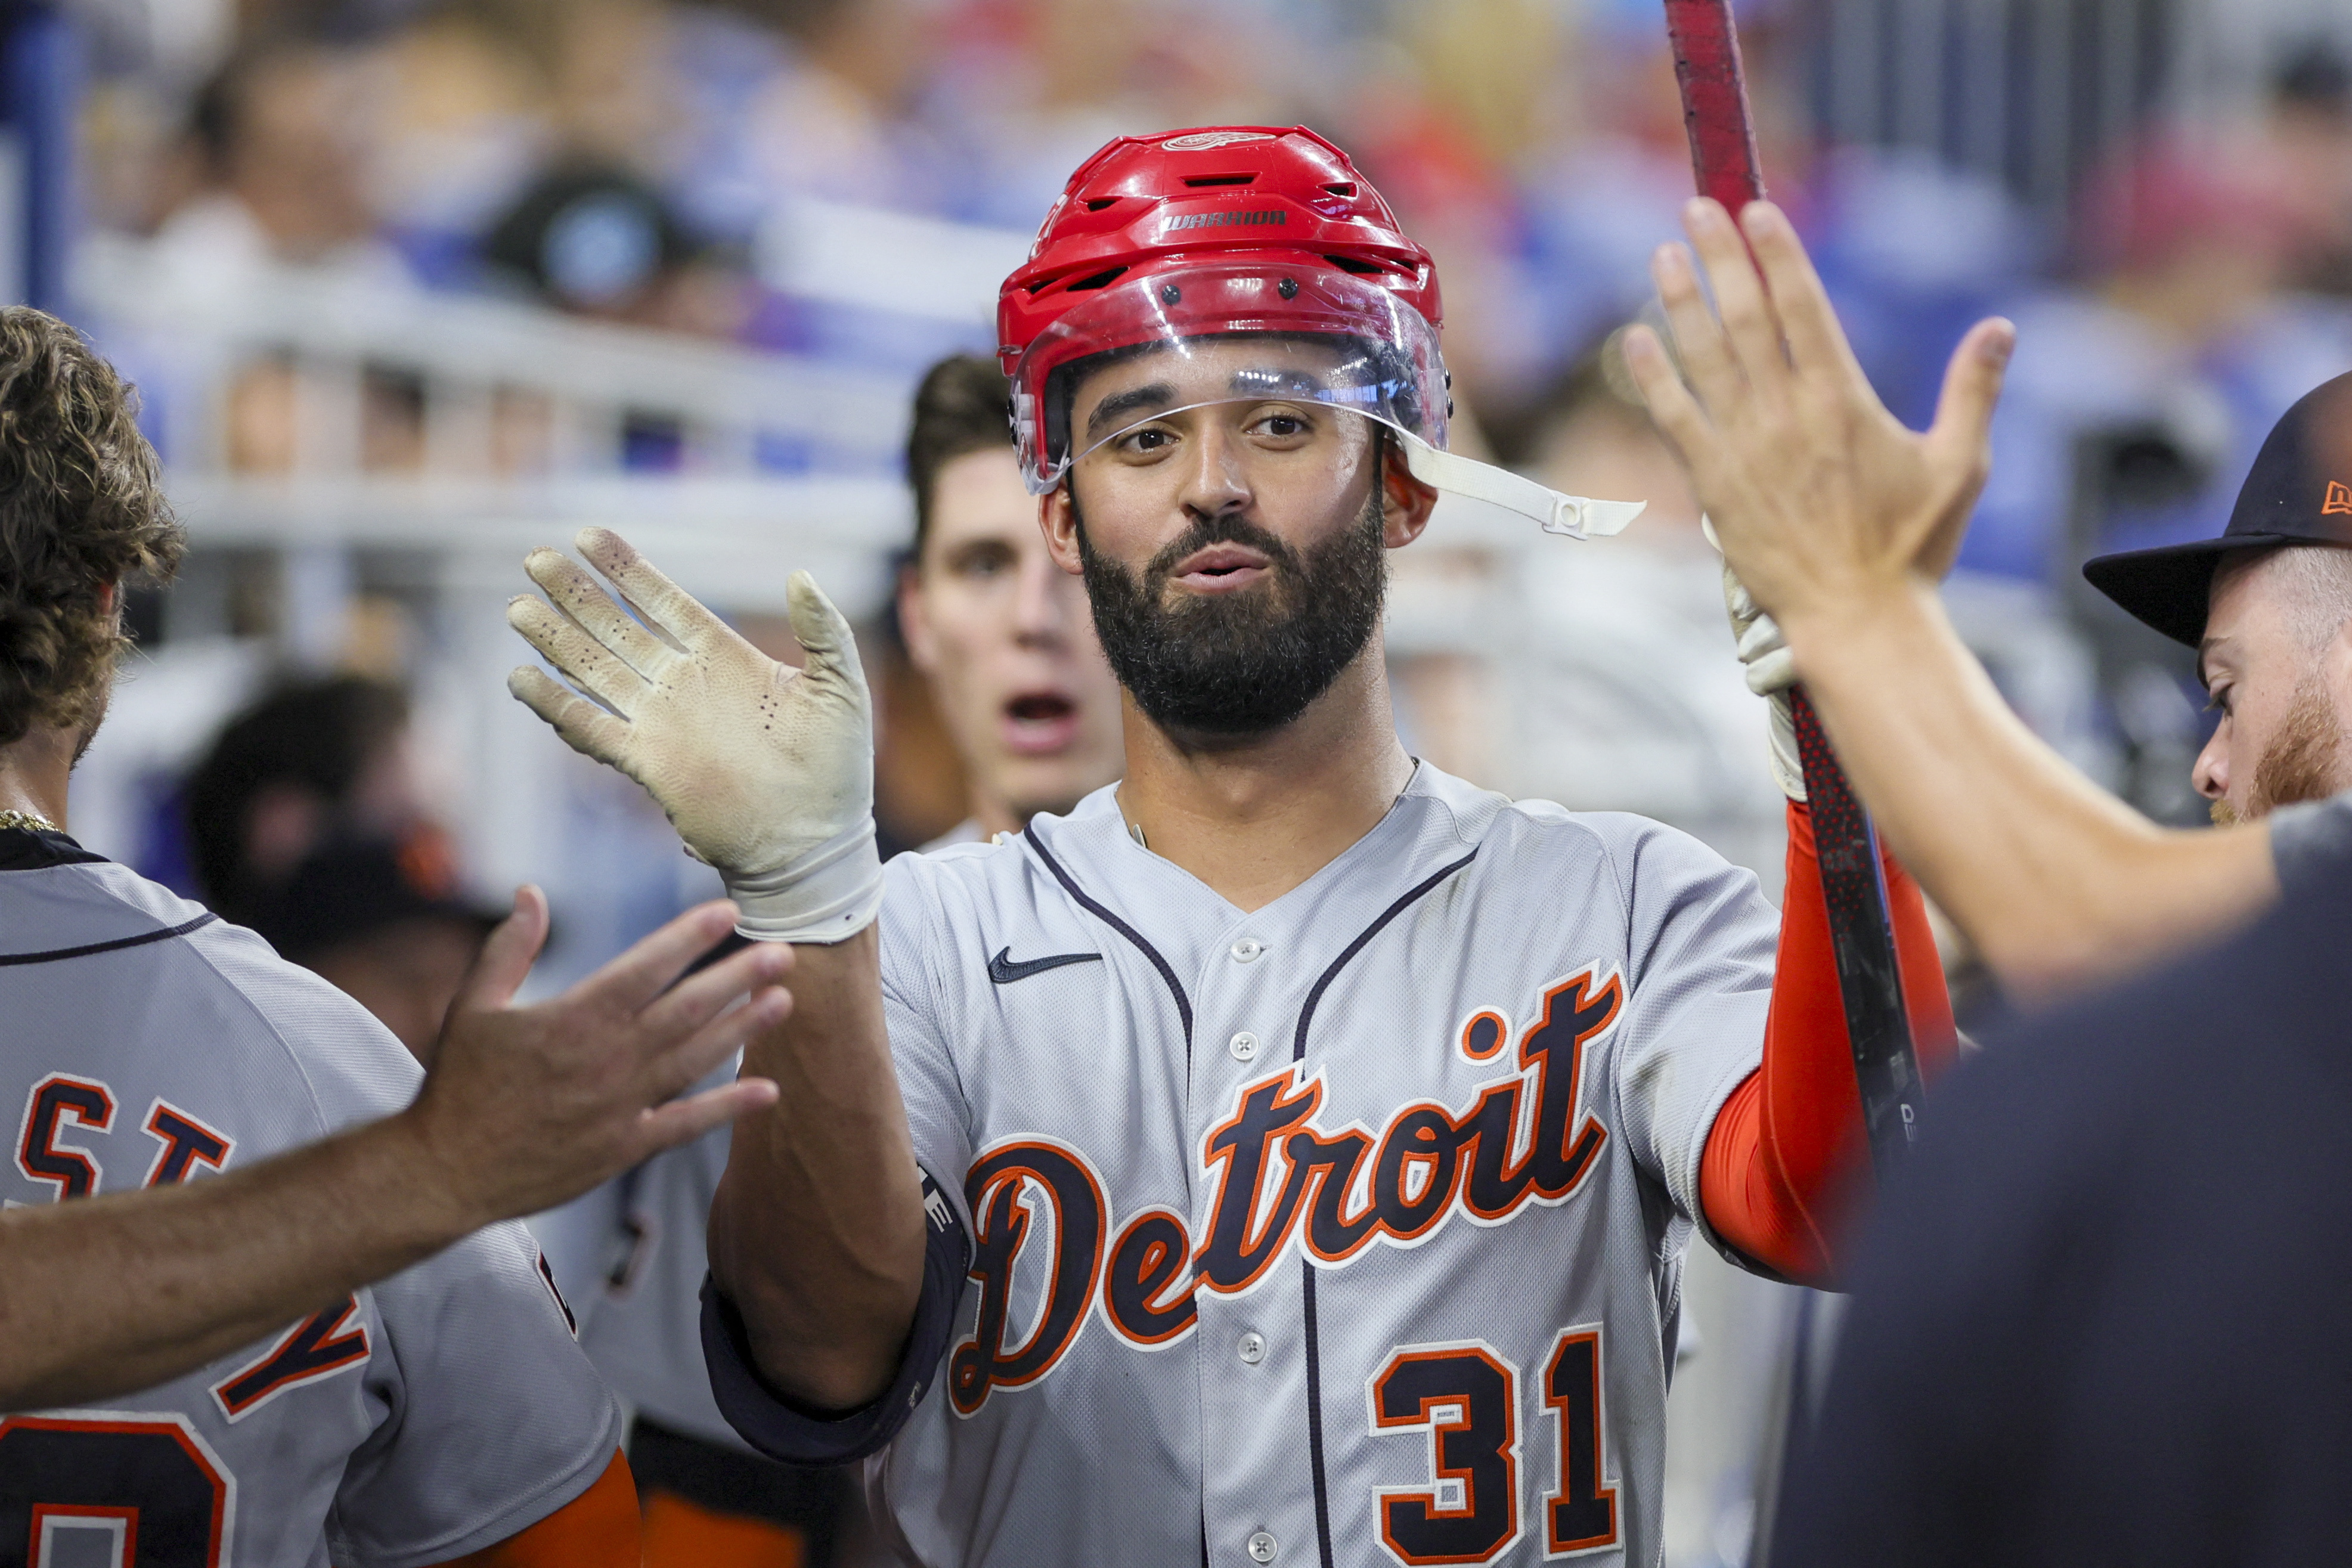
(1700, 799, 1959, 1284)
(700, 1167, 971, 1467)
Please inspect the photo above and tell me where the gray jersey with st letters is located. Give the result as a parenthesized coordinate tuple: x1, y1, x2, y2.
(714, 764, 1776, 1568)
(0, 832, 624, 1568)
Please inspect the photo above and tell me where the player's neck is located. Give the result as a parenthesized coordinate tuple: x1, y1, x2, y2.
(1115, 647, 1412, 913)
(0, 722, 76, 832)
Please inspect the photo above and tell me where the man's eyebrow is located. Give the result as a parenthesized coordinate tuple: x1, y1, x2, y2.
(2197, 633, 2231, 691)
(1085, 383, 1176, 439)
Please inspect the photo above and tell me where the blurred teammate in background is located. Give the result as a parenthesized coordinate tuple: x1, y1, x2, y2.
(897, 352, 1124, 847)
(570, 350, 1120, 1567)
(185, 676, 506, 1058)
(1625, 199, 2351, 1004)
(0, 306, 789, 1556)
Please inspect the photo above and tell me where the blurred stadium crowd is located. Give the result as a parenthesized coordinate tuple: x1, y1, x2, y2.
(20, 0, 2352, 1562)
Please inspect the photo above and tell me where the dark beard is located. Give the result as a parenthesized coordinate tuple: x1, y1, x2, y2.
(2242, 674, 2350, 819)
(1075, 485, 1387, 737)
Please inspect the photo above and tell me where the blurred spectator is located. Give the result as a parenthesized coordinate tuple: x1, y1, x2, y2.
(182, 674, 427, 925)
(153, 35, 411, 284)
(244, 830, 503, 1059)
(481, 162, 748, 336)
(1964, 135, 2352, 582)
(2257, 37, 2352, 296)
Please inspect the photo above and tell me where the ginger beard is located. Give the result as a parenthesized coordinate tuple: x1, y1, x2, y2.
(2212, 671, 2351, 825)
(1072, 473, 1388, 737)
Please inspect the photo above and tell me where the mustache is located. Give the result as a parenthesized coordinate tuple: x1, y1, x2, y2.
(1142, 511, 1303, 585)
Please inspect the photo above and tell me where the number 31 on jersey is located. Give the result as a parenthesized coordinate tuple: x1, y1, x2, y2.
(1370, 1327, 1619, 1565)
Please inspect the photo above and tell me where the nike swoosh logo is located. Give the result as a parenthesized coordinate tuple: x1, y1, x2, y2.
(987, 947, 1103, 984)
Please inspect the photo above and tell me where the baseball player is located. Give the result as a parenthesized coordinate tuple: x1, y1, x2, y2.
(507, 128, 1956, 1567)
(897, 351, 1125, 848)
(0, 305, 791, 1557)
(1623, 196, 2352, 1001)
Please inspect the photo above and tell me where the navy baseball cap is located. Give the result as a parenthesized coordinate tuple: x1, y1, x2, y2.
(2083, 371, 2352, 646)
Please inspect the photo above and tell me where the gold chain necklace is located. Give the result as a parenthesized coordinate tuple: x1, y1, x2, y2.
(0, 809, 58, 834)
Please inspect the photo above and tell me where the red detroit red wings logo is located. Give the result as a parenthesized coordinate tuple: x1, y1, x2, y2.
(949, 968, 1620, 1417)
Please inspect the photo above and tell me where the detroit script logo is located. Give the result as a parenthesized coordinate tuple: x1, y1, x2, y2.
(948, 966, 1622, 1416)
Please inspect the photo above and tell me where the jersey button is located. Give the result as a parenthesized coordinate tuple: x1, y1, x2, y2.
(1229, 1031, 1259, 1062)
(1230, 938, 1265, 963)
(1237, 1331, 1266, 1365)
(1247, 1532, 1279, 1563)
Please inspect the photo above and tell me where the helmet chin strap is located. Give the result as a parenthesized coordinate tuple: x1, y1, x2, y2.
(1397, 430, 1647, 541)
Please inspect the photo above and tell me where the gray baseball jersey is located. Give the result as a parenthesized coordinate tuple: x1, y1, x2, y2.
(0, 829, 625, 1568)
(707, 764, 1775, 1568)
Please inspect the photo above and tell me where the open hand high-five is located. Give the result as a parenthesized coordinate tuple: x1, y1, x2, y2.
(1622, 197, 2016, 644)
(506, 527, 883, 944)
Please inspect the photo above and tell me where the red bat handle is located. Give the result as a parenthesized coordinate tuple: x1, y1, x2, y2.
(1664, 0, 1766, 210)
(1662, 0, 1926, 1179)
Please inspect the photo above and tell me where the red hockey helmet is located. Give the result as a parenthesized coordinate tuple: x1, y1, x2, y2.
(997, 126, 1451, 494)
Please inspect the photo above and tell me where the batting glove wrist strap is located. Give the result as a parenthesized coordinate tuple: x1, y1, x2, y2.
(1716, 551, 1807, 802)
(725, 819, 884, 943)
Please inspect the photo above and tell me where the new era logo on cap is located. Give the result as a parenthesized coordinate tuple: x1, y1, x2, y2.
(2325, 481, 2352, 516)
(1160, 131, 1275, 152)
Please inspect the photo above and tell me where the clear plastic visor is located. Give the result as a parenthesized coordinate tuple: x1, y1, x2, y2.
(1010, 262, 1448, 495)
(1009, 262, 1647, 542)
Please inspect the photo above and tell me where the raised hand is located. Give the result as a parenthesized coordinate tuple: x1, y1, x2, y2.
(405, 890, 789, 1226)
(1622, 199, 2015, 637)
(506, 527, 882, 943)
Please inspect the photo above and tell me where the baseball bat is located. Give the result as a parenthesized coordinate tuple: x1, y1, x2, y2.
(1662, 0, 1926, 1180)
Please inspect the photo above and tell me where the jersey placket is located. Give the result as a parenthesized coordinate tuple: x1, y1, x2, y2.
(1192, 907, 1322, 1568)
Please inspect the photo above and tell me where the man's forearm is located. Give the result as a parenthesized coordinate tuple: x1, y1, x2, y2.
(707, 924, 927, 1410)
(1784, 583, 2277, 1000)
(0, 1111, 475, 1411)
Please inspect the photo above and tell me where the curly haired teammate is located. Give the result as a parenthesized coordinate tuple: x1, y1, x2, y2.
(0, 308, 788, 1560)
(508, 128, 1957, 1567)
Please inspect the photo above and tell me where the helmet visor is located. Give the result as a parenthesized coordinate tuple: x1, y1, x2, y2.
(1010, 261, 1448, 495)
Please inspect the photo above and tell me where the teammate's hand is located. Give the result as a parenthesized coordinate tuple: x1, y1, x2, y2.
(1622, 198, 2015, 640)
(505, 528, 882, 942)
(403, 888, 789, 1228)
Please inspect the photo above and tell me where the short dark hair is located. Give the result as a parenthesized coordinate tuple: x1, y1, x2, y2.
(0, 306, 182, 748)
(906, 353, 1015, 560)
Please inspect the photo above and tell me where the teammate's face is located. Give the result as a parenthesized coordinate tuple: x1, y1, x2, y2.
(2193, 554, 2352, 822)
(1041, 339, 1435, 736)
(901, 448, 1123, 831)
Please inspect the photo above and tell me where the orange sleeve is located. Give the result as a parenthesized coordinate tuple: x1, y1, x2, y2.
(1699, 799, 1959, 1285)
(432, 1450, 642, 1568)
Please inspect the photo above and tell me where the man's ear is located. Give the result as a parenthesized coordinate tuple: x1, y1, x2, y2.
(97, 581, 120, 621)
(1381, 443, 1439, 550)
(1041, 486, 1085, 577)
(897, 562, 939, 674)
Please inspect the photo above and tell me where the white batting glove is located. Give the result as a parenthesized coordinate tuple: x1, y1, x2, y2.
(506, 527, 882, 944)
(1719, 558, 1807, 803)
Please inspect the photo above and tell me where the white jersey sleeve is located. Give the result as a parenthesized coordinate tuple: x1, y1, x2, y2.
(0, 833, 622, 1568)
(1581, 809, 1779, 1252)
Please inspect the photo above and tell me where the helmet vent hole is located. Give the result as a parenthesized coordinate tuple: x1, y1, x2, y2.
(1322, 183, 1356, 197)
(1322, 253, 1384, 275)
(1063, 266, 1129, 292)
(1084, 198, 1120, 211)
(1182, 173, 1257, 187)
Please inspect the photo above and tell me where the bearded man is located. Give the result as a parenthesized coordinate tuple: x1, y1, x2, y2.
(505, 128, 1959, 1567)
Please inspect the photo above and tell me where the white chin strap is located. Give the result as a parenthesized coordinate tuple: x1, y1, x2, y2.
(1399, 430, 1647, 541)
